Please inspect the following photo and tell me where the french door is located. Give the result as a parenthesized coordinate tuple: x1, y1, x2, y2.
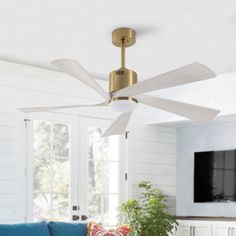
(25, 113, 127, 226)
(77, 117, 128, 227)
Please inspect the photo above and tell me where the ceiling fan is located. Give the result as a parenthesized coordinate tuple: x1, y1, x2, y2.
(20, 27, 220, 137)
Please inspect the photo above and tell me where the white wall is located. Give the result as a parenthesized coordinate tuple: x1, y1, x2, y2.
(177, 121, 236, 217)
(128, 125, 176, 214)
(0, 111, 25, 223)
(0, 60, 116, 223)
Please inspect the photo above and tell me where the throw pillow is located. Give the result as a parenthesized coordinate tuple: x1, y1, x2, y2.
(87, 222, 132, 236)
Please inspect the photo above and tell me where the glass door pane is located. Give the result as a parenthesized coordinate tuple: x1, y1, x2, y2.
(32, 120, 71, 222)
(87, 127, 120, 227)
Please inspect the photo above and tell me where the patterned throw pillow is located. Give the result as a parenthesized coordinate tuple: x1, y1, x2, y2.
(87, 222, 132, 236)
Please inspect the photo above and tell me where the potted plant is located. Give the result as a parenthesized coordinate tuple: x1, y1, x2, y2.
(119, 181, 177, 236)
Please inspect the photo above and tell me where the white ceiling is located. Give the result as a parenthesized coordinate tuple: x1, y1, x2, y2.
(1, 0, 236, 78)
(0, 0, 236, 124)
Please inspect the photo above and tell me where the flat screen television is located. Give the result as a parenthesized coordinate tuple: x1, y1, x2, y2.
(194, 150, 236, 203)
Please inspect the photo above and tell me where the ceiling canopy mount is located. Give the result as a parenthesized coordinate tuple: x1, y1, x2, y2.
(112, 27, 136, 48)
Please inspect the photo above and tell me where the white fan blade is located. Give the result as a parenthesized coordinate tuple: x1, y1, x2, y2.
(102, 112, 132, 137)
(113, 62, 216, 97)
(137, 94, 220, 122)
(19, 102, 107, 113)
(52, 59, 110, 101)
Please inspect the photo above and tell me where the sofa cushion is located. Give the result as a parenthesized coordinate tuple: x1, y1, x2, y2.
(48, 222, 87, 236)
(0, 221, 51, 236)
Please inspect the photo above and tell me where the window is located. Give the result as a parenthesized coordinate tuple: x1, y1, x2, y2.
(32, 120, 71, 221)
(87, 127, 120, 227)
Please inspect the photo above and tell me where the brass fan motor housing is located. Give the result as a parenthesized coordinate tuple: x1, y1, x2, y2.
(109, 68, 137, 94)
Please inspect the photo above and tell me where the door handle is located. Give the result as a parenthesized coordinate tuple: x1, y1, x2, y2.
(72, 215, 80, 221)
(81, 215, 88, 221)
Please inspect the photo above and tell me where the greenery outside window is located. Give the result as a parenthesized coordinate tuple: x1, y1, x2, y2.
(32, 120, 70, 222)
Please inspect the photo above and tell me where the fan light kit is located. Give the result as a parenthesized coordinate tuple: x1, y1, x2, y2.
(20, 27, 220, 137)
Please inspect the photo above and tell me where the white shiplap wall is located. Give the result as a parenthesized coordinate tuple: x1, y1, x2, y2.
(0, 60, 116, 223)
(0, 111, 25, 223)
(128, 125, 176, 215)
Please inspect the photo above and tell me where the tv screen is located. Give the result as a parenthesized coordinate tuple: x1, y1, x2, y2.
(194, 150, 236, 203)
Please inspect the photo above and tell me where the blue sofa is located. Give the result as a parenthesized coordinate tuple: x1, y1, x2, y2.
(0, 221, 88, 236)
